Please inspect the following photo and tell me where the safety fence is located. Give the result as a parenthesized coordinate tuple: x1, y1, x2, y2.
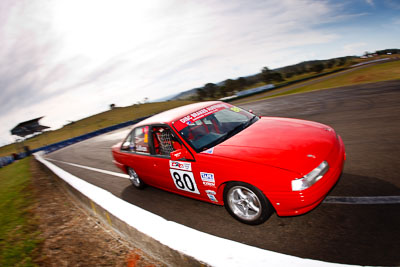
(0, 116, 149, 168)
(220, 67, 349, 102)
(0, 155, 15, 168)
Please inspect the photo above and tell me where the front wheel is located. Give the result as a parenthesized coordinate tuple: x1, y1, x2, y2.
(127, 167, 146, 189)
(223, 182, 273, 225)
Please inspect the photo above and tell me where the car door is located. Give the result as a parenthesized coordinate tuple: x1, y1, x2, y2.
(148, 125, 203, 198)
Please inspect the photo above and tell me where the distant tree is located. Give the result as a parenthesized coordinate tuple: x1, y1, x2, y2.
(261, 67, 272, 83)
(110, 104, 116, 110)
(296, 65, 307, 75)
(337, 57, 347, 66)
(311, 63, 325, 73)
(196, 88, 207, 100)
(376, 49, 399, 55)
(326, 59, 336, 69)
(281, 66, 299, 79)
(204, 83, 218, 98)
(237, 77, 247, 88)
(272, 72, 284, 82)
(218, 85, 228, 97)
(285, 72, 294, 79)
(224, 79, 240, 94)
(261, 67, 285, 83)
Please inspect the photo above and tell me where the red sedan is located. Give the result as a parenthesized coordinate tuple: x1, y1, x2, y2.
(112, 101, 345, 225)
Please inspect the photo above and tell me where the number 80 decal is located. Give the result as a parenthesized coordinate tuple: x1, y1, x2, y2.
(169, 169, 200, 194)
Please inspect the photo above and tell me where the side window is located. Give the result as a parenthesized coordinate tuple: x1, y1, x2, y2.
(134, 126, 150, 154)
(121, 132, 134, 151)
(152, 126, 182, 156)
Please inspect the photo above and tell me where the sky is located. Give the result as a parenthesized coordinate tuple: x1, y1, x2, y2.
(0, 0, 399, 146)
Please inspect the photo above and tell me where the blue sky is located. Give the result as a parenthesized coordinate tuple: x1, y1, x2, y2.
(0, 0, 399, 146)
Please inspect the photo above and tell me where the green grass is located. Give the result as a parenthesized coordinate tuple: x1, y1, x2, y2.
(1, 100, 195, 157)
(268, 60, 400, 98)
(241, 65, 349, 91)
(0, 158, 40, 267)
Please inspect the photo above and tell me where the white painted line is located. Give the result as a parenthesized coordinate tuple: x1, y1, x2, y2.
(45, 158, 130, 179)
(35, 153, 354, 267)
(324, 196, 400, 204)
(46, 158, 400, 206)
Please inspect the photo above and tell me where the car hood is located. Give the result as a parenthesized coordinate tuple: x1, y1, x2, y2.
(212, 117, 337, 176)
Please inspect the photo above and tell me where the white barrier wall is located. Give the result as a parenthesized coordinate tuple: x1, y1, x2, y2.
(35, 153, 354, 267)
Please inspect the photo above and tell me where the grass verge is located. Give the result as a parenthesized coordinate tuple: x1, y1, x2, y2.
(0, 157, 40, 267)
(1, 100, 194, 157)
(267, 60, 400, 99)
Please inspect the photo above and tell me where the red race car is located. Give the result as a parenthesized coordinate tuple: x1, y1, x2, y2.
(112, 101, 345, 225)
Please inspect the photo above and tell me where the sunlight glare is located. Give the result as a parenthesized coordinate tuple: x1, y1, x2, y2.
(52, 0, 162, 61)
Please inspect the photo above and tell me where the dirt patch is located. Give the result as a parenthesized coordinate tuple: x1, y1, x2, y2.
(30, 158, 162, 267)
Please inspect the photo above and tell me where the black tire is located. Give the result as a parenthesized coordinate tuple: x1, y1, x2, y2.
(223, 182, 274, 225)
(127, 167, 146, 189)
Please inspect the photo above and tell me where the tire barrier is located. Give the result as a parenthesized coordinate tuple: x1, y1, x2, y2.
(1, 116, 149, 167)
(0, 155, 15, 168)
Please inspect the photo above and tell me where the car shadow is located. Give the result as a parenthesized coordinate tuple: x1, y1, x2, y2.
(329, 172, 400, 197)
(119, 173, 400, 266)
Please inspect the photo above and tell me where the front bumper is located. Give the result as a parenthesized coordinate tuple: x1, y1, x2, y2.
(268, 136, 345, 216)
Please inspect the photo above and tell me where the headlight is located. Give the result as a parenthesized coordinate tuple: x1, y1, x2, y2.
(291, 161, 329, 191)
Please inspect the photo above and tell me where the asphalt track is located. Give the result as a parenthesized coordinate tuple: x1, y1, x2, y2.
(46, 80, 400, 266)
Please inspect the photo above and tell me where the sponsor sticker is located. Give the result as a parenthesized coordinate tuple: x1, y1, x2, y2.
(174, 103, 229, 131)
(200, 172, 215, 182)
(171, 150, 182, 159)
(143, 126, 149, 143)
(201, 147, 214, 154)
(169, 160, 192, 171)
(136, 144, 148, 152)
(230, 106, 241, 112)
(203, 181, 215, 187)
(201, 172, 215, 187)
(206, 191, 218, 202)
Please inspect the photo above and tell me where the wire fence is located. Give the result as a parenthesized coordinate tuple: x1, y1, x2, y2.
(0, 116, 149, 168)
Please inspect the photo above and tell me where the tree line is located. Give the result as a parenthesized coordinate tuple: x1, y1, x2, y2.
(192, 56, 354, 100)
(190, 47, 399, 101)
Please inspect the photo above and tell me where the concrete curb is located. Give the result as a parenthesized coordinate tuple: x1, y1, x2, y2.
(34, 153, 354, 267)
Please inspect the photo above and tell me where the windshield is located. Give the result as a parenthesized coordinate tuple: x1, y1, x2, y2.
(173, 103, 258, 152)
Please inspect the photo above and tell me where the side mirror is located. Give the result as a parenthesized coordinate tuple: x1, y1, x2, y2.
(170, 148, 193, 160)
(121, 142, 134, 151)
(170, 149, 185, 160)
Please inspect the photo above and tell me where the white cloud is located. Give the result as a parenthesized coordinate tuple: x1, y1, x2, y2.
(0, 0, 397, 145)
(365, 0, 374, 7)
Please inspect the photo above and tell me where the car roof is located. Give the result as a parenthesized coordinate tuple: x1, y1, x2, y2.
(134, 101, 224, 127)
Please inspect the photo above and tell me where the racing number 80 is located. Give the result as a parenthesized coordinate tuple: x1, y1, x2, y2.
(169, 169, 200, 194)
(173, 172, 193, 190)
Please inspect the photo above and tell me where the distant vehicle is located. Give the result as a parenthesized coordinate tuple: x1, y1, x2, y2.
(112, 101, 345, 224)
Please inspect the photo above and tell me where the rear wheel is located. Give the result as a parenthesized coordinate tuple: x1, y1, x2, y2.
(127, 167, 145, 189)
(223, 182, 273, 225)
